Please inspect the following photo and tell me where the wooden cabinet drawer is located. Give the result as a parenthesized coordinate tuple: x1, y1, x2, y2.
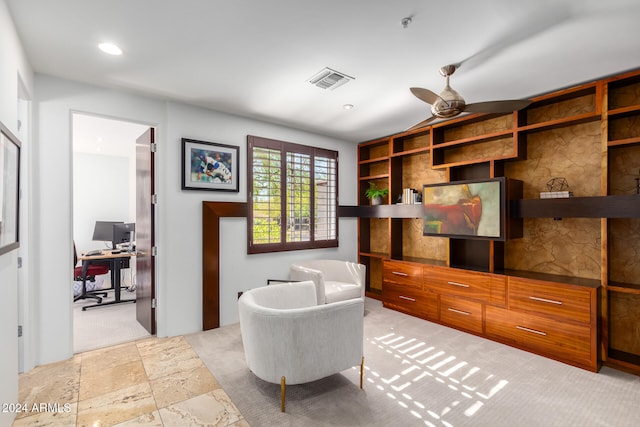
(439, 295, 483, 334)
(425, 266, 506, 305)
(485, 305, 594, 370)
(383, 260, 423, 289)
(508, 277, 593, 324)
(383, 283, 438, 320)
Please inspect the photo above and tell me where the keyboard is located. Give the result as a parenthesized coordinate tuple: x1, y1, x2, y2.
(84, 249, 103, 256)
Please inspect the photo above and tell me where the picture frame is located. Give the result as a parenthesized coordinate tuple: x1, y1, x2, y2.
(422, 177, 505, 241)
(181, 138, 239, 192)
(0, 121, 21, 256)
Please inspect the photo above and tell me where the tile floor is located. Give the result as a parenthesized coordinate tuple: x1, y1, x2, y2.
(13, 336, 249, 426)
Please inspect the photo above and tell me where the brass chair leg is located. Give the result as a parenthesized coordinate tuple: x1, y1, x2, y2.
(360, 356, 365, 389)
(281, 376, 286, 412)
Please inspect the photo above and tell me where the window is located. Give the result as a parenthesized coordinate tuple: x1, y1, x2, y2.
(248, 135, 338, 254)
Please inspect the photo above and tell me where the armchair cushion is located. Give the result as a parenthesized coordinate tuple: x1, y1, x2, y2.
(324, 280, 362, 304)
(289, 259, 366, 304)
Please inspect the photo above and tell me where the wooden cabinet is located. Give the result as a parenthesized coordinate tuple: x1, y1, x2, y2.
(439, 295, 483, 335)
(508, 277, 593, 323)
(383, 260, 423, 289)
(381, 259, 600, 371)
(485, 305, 594, 370)
(494, 276, 599, 370)
(425, 266, 506, 306)
(381, 260, 437, 320)
(383, 283, 438, 321)
(359, 68, 640, 373)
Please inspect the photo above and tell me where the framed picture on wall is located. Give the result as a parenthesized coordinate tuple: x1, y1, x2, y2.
(181, 138, 239, 192)
(0, 121, 21, 256)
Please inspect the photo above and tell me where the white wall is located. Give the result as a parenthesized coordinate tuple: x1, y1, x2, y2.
(72, 152, 131, 252)
(0, 1, 33, 426)
(32, 75, 165, 366)
(163, 102, 358, 333)
(33, 75, 358, 363)
(2, 3, 357, 423)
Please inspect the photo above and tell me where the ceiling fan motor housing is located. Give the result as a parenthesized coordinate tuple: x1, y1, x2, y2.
(432, 85, 466, 118)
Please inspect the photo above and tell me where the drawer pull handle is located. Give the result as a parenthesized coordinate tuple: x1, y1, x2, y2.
(392, 271, 409, 277)
(448, 281, 470, 288)
(529, 296, 562, 305)
(516, 326, 547, 336)
(447, 308, 471, 316)
(399, 295, 416, 302)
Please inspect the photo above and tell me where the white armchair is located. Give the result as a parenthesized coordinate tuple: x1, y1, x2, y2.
(238, 281, 364, 412)
(289, 259, 366, 304)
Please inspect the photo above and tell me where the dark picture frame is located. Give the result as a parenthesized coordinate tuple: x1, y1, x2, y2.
(181, 138, 239, 192)
(0, 121, 21, 256)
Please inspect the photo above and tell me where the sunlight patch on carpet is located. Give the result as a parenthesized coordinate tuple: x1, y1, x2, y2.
(356, 332, 510, 426)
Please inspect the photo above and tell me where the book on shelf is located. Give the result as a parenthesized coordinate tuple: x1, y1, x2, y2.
(540, 191, 574, 199)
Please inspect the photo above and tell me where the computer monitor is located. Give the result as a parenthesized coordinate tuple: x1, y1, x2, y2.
(92, 221, 124, 247)
(112, 222, 135, 249)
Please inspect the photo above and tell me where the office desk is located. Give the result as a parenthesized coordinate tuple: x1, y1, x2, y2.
(78, 251, 136, 311)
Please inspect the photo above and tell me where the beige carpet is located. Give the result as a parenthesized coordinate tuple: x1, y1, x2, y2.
(73, 286, 150, 353)
(187, 298, 640, 427)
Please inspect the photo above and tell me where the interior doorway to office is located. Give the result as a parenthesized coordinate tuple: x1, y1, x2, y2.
(71, 113, 155, 353)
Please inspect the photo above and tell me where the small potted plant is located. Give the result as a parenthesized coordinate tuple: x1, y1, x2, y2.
(364, 182, 388, 205)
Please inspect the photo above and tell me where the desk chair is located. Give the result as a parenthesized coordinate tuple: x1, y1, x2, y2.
(73, 243, 109, 303)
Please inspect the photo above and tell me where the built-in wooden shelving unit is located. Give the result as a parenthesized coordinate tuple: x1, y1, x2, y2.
(357, 68, 640, 374)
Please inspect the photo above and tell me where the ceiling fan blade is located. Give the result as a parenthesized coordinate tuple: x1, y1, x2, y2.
(464, 99, 532, 114)
(410, 87, 441, 105)
(454, 6, 572, 72)
(407, 116, 437, 131)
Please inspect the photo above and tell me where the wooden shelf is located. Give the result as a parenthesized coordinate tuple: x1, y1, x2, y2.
(514, 195, 640, 218)
(358, 156, 389, 165)
(358, 251, 389, 259)
(358, 136, 389, 148)
(432, 129, 513, 149)
(608, 281, 640, 295)
(358, 173, 389, 181)
(520, 83, 597, 125)
(390, 146, 430, 157)
(608, 104, 640, 117)
(608, 349, 640, 372)
(340, 204, 423, 218)
(517, 112, 600, 134)
(608, 136, 640, 148)
(431, 153, 520, 170)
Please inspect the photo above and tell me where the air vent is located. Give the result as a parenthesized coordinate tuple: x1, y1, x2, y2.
(308, 67, 354, 90)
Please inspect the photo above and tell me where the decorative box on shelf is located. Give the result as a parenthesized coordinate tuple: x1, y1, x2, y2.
(540, 191, 574, 199)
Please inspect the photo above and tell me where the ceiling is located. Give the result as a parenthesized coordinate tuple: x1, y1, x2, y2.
(72, 113, 149, 158)
(7, 0, 640, 143)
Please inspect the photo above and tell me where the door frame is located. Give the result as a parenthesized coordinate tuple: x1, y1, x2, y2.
(70, 112, 157, 345)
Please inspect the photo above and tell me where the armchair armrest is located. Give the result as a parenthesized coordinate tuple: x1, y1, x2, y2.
(289, 264, 326, 304)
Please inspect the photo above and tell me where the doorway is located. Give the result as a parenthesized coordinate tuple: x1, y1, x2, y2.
(72, 113, 155, 353)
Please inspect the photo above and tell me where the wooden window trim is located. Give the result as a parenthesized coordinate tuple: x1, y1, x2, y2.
(247, 135, 338, 254)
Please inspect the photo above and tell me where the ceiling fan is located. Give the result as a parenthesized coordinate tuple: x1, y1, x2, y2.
(408, 64, 532, 131)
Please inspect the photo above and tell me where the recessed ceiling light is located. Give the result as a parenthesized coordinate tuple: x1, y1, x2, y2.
(343, 104, 354, 110)
(98, 42, 122, 56)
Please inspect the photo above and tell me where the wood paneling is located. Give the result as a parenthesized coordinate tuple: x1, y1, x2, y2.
(202, 202, 248, 330)
(609, 292, 640, 355)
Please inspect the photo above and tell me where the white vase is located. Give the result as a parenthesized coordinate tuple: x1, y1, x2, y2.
(371, 196, 382, 205)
